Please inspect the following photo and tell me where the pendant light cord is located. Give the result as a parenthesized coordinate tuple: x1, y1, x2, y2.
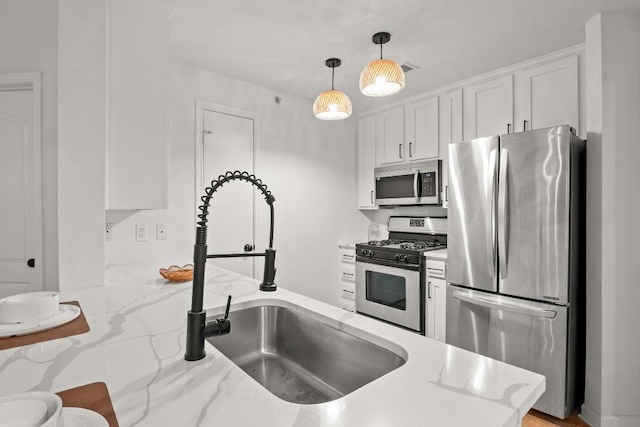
(380, 43, 383, 59)
(331, 64, 335, 90)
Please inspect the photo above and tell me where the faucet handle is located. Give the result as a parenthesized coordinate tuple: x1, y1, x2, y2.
(223, 295, 232, 320)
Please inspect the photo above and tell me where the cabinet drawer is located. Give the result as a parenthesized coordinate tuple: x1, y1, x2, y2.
(340, 281, 356, 299)
(426, 259, 446, 279)
(339, 247, 356, 264)
(339, 297, 355, 312)
(340, 264, 356, 282)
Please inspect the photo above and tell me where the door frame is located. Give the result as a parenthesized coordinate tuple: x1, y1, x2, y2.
(194, 99, 261, 279)
(0, 72, 43, 292)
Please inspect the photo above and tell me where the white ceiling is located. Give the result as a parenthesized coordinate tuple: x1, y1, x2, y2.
(167, 0, 640, 112)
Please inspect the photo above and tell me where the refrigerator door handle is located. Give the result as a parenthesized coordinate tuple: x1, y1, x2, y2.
(487, 150, 498, 277)
(414, 169, 420, 203)
(451, 289, 557, 319)
(498, 148, 509, 278)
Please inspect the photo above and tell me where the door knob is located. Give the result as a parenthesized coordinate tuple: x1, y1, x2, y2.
(244, 244, 254, 252)
(27, 258, 35, 268)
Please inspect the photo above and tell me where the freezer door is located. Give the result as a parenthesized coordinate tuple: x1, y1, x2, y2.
(446, 285, 569, 418)
(448, 136, 499, 292)
(498, 126, 575, 303)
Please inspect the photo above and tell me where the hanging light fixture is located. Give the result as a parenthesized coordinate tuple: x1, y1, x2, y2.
(313, 58, 352, 120)
(359, 32, 405, 97)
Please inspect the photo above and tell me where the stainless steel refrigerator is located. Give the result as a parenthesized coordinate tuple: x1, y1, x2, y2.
(446, 125, 585, 419)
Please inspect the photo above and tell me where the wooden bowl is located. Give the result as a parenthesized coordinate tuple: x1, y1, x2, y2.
(159, 264, 194, 282)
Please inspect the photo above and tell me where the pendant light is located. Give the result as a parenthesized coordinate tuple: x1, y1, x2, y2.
(359, 32, 405, 97)
(313, 58, 352, 120)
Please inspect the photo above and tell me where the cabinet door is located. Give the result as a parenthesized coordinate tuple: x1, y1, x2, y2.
(406, 96, 439, 161)
(357, 114, 377, 209)
(376, 106, 404, 166)
(427, 277, 447, 342)
(465, 75, 513, 139)
(516, 56, 579, 133)
(107, 0, 170, 209)
(439, 89, 463, 208)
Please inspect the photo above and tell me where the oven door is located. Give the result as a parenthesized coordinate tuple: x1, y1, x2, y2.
(355, 259, 424, 334)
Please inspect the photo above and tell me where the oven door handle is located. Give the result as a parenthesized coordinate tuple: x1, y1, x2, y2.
(413, 169, 420, 203)
(356, 257, 421, 271)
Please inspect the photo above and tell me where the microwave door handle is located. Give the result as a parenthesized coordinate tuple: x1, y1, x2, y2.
(451, 290, 557, 319)
(414, 169, 420, 203)
(498, 149, 509, 278)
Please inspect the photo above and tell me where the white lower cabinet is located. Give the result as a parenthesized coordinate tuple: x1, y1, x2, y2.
(338, 245, 356, 311)
(426, 258, 447, 342)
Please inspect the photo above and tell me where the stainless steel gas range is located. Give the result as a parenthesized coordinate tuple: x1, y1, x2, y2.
(355, 216, 447, 335)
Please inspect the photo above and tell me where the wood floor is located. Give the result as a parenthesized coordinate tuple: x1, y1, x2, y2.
(523, 409, 589, 427)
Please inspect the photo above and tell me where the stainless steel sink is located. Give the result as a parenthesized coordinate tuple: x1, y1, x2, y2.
(207, 304, 406, 404)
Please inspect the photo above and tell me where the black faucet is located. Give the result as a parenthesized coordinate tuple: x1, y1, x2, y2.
(185, 171, 277, 362)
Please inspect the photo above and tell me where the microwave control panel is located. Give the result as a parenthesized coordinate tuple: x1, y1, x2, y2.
(421, 172, 436, 197)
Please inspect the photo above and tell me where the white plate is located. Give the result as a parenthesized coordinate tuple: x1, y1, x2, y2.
(0, 305, 81, 338)
(62, 407, 109, 427)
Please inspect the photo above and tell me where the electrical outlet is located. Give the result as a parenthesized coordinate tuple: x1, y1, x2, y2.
(136, 224, 147, 242)
(105, 223, 113, 241)
(156, 224, 166, 240)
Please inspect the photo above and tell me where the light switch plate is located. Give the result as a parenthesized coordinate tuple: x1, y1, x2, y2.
(105, 223, 113, 241)
(156, 224, 166, 240)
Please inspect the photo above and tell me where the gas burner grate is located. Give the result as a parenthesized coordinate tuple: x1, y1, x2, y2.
(367, 239, 403, 246)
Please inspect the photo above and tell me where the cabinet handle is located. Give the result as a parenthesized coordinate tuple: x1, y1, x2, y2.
(342, 272, 354, 278)
(445, 185, 448, 202)
(399, 143, 403, 159)
(342, 289, 355, 295)
(507, 123, 511, 134)
(342, 254, 355, 260)
(523, 120, 528, 132)
(370, 190, 374, 204)
(409, 142, 413, 157)
(428, 281, 432, 299)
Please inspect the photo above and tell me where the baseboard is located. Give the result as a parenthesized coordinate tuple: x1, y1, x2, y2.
(581, 404, 640, 427)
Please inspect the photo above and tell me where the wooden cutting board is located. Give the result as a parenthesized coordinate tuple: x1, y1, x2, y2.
(0, 301, 90, 350)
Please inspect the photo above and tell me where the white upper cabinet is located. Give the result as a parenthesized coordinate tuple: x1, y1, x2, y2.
(515, 56, 579, 133)
(357, 114, 377, 209)
(406, 96, 439, 161)
(106, 0, 171, 210)
(465, 75, 514, 139)
(377, 106, 405, 165)
(439, 89, 463, 208)
(376, 97, 440, 167)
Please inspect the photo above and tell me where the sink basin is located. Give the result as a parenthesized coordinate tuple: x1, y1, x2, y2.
(207, 304, 406, 404)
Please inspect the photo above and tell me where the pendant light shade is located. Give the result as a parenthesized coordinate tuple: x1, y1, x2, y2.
(360, 32, 405, 97)
(314, 58, 352, 120)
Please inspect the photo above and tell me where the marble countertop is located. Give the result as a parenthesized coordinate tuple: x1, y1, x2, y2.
(0, 263, 544, 426)
(425, 248, 447, 260)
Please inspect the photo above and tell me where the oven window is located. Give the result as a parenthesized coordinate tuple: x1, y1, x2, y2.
(365, 271, 406, 310)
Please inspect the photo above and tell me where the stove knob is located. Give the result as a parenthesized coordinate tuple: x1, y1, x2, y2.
(402, 254, 411, 262)
(368, 250, 374, 257)
(360, 249, 367, 256)
(395, 254, 402, 261)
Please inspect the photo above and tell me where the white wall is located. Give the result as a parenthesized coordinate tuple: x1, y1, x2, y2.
(583, 12, 640, 427)
(105, 62, 370, 306)
(0, 0, 59, 291)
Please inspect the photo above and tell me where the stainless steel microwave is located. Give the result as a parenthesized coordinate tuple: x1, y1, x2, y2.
(375, 160, 442, 206)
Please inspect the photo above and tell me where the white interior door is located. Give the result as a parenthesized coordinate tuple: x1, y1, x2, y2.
(202, 109, 255, 278)
(0, 76, 42, 298)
